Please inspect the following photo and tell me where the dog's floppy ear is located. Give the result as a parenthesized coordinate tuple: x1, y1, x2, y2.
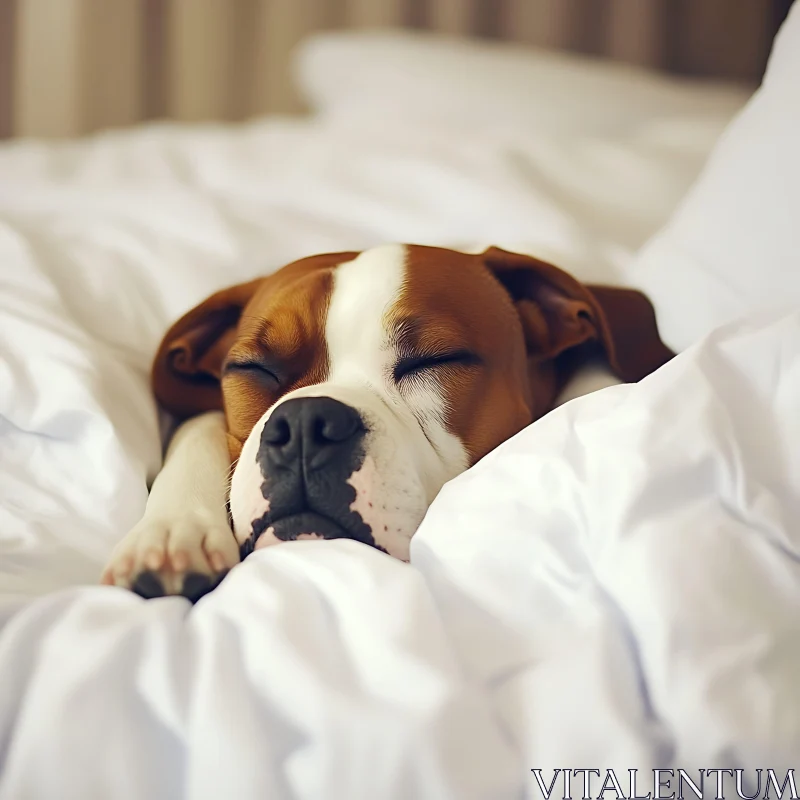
(151, 278, 263, 419)
(482, 246, 674, 400)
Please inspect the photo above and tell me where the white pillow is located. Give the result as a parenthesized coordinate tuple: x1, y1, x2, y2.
(625, 3, 800, 353)
(294, 30, 749, 137)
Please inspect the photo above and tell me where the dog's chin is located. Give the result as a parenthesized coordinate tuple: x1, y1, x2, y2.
(267, 512, 348, 543)
(240, 511, 386, 558)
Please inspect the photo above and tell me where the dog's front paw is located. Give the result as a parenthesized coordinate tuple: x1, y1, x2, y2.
(100, 512, 240, 603)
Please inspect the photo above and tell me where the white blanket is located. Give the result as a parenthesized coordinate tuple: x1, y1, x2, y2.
(5, 97, 799, 797)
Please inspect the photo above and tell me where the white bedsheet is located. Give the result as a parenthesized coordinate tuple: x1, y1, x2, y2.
(5, 96, 799, 798)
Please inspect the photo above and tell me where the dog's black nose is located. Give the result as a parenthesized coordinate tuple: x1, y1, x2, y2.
(259, 396, 365, 472)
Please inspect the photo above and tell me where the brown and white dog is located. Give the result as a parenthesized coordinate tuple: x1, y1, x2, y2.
(101, 244, 673, 601)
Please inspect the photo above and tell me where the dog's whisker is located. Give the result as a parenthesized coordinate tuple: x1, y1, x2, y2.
(225, 458, 239, 489)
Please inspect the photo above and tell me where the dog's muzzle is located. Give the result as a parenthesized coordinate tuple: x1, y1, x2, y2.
(240, 396, 381, 556)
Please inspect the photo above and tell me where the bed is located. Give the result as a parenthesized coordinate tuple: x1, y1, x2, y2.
(2, 4, 800, 798)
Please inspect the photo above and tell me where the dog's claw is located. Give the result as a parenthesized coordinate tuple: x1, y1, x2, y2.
(131, 570, 167, 600)
(181, 570, 229, 603)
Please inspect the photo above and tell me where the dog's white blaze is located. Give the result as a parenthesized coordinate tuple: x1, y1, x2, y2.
(326, 244, 467, 488)
(325, 244, 406, 390)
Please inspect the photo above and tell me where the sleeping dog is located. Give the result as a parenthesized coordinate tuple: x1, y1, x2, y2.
(101, 244, 673, 600)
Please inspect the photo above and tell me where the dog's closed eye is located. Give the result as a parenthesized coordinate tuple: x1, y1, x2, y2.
(224, 359, 282, 388)
(393, 351, 479, 383)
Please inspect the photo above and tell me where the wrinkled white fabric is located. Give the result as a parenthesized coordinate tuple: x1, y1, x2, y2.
(626, 1, 800, 352)
(3, 305, 800, 797)
(3, 89, 791, 798)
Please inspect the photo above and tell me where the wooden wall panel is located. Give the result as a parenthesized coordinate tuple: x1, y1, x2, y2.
(669, 0, 773, 80)
(80, 0, 143, 131)
(251, 0, 336, 114)
(0, 0, 784, 139)
(606, 0, 666, 68)
(14, 0, 84, 137)
(0, 0, 16, 138)
(430, 0, 475, 35)
(346, 0, 406, 27)
(167, 0, 239, 121)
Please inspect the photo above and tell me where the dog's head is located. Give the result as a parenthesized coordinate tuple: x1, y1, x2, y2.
(152, 245, 672, 560)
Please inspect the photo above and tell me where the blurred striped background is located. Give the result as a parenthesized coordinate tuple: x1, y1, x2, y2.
(0, 0, 790, 140)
